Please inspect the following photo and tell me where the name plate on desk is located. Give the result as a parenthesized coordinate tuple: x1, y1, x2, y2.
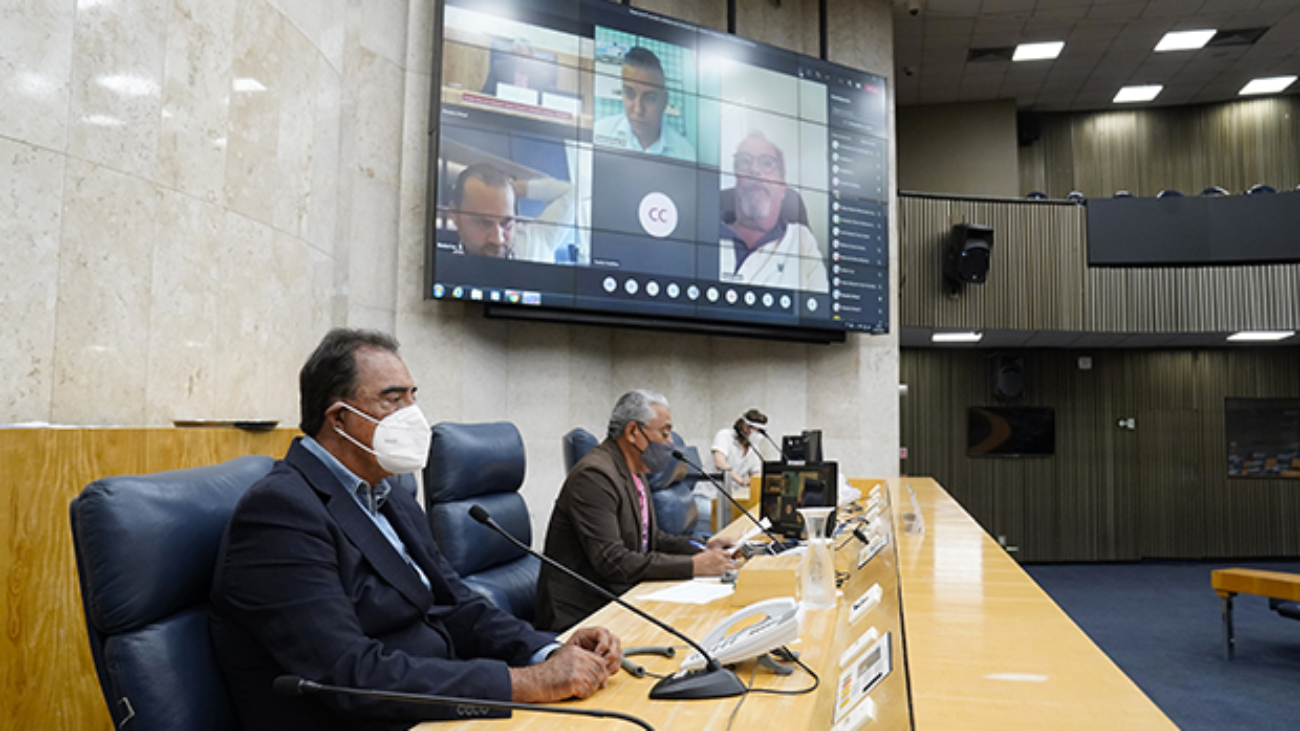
(834, 632, 892, 724)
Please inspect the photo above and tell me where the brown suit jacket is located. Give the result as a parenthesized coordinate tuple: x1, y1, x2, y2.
(536, 438, 698, 631)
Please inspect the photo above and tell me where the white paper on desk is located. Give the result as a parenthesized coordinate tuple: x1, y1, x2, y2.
(640, 580, 734, 605)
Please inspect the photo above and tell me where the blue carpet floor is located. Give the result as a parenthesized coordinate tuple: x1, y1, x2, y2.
(1025, 560, 1300, 731)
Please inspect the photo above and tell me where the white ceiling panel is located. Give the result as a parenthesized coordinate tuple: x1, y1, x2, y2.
(894, 0, 1300, 111)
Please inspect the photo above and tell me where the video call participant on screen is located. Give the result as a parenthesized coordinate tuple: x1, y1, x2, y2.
(591, 47, 695, 162)
(210, 329, 620, 731)
(536, 389, 736, 631)
(720, 132, 830, 293)
(448, 163, 584, 263)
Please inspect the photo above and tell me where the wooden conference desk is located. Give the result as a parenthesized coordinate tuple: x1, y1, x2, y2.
(423, 478, 1174, 731)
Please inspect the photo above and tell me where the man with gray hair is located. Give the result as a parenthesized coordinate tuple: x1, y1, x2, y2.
(536, 389, 736, 631)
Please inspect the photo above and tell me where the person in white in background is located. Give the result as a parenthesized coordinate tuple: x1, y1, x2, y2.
(695, 409, 768, 533)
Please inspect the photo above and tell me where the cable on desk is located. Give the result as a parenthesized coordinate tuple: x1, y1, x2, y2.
(722, 660, 760, 731)
(744, 650, 819, 696)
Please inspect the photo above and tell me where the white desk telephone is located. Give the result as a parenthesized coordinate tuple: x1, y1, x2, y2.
(679, 597, 802, 671)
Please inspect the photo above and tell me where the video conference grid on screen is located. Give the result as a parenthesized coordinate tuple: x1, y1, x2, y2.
(428, 0, 890, 334)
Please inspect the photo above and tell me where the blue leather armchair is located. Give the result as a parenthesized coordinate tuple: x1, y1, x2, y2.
(69, 455, 274, 731)
(562, 426, 600, 472)
(424, 422, 540, 622)
(561, 426, 700, 536)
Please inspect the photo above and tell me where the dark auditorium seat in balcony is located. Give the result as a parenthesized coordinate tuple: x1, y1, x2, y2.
(1246, 184, 1277, 195)
(1157, 189, 1183, 198)
(1200, 186, 1229, 196)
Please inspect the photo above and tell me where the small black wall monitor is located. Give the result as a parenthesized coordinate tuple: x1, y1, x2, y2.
(781, 429, 824, 463)
(426, 0, 890, 343)
(760, 461, 838, 539)
(967, 407, 1055, 458)
(1226, 398, 1300, 479)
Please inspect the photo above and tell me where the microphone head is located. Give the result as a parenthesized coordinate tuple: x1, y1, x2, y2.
(671, 449, 686, 461)
(273, 675, 309, 696)
(468, 504, 491, 525)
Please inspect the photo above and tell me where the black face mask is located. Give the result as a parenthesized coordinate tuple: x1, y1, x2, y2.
(636, 424, 675, 473)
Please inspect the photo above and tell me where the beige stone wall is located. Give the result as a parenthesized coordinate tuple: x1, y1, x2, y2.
(2, 0, 899, 545)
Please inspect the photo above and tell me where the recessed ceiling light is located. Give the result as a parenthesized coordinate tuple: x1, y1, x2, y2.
(932, 332, 983, 343)
(1114, 85, 1163, 103)
(1013, 41, 1064, 62)
(1239, 76, 1297, 95)
(1227, 330, 1295, 342)
(1155, 29, 1216, 52)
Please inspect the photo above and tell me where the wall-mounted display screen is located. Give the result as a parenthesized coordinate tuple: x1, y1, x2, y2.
(967, 407, 1055, 458)
(1226, 398, 1300, 478)
(426, 0, 890, 339)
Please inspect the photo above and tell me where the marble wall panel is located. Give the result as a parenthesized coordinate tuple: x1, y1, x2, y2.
(344, 175, 401, 311)
(224, 0, 285, 226)
(267, 0, 322, 49)
(212, 210, 282, 419)
(633, 0, 726, 32)
(0, 140, 65, 422)
(349, 47, 406, 188)
(458, 317, 510, 420)
(401, 303, 468, 420)
(507, 321, 574, 440)
(309, 56, 344, 252)
(1, 0, 75, 151)
(736, 0, 819, 56)
(144, 189, 225, 423)
(827, 0, 893, 74)
(52, 160, 157, 424)
(360, 0, 410, 70)
(566, 327, 616, 433)
(319, 0, 347, 73)
(67, 0, 168, 179)
(157, 0, 234, 204)
(273, 22, 322, 238)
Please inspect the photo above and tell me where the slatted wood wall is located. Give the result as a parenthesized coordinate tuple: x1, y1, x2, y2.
(900, 348, 1300, 563)
(1018, 97, 1300, 199)
(899, 194, 1300, 333)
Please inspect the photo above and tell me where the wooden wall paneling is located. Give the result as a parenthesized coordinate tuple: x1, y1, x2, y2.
(1, 428, 297, 731)
(1019, 98, 1300, 199)
(899, 348, 1300, 563)
(901, 192, 1300, 335)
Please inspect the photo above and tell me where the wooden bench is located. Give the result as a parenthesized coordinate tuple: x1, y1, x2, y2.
(1211, 568, 1300, 659)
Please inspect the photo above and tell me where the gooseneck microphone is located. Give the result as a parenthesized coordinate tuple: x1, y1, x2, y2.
(756, 428, 793, 463)
(468, 505, 746, 701)
(273, 674, 654, 730)
(670, 449, 784, 553)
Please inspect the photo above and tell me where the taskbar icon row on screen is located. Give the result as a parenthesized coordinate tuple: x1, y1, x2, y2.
(431, 283, 543, 306)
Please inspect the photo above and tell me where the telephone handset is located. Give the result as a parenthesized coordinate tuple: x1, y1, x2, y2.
(679, 597, 801, 671)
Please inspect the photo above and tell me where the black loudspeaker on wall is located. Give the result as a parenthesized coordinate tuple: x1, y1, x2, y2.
(944, 223, 994, 290)
(993, 356, 1024, 400)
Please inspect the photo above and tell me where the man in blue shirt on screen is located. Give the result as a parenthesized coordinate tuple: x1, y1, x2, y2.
(592, 47, 695, 163)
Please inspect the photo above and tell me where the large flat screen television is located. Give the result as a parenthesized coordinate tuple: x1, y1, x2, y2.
(426, 0, 890, 342)
(967, 407, 1055, 458)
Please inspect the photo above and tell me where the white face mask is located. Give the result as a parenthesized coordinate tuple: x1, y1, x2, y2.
(333, 402, 431, 474)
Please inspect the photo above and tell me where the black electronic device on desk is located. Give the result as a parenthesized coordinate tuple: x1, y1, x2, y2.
(780, 429, 823, 464)
(759, 460, 838, 539)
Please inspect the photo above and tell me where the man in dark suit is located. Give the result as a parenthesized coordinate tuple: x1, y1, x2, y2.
(536, 389, 736, 631)
(210, 329, 620, 731)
